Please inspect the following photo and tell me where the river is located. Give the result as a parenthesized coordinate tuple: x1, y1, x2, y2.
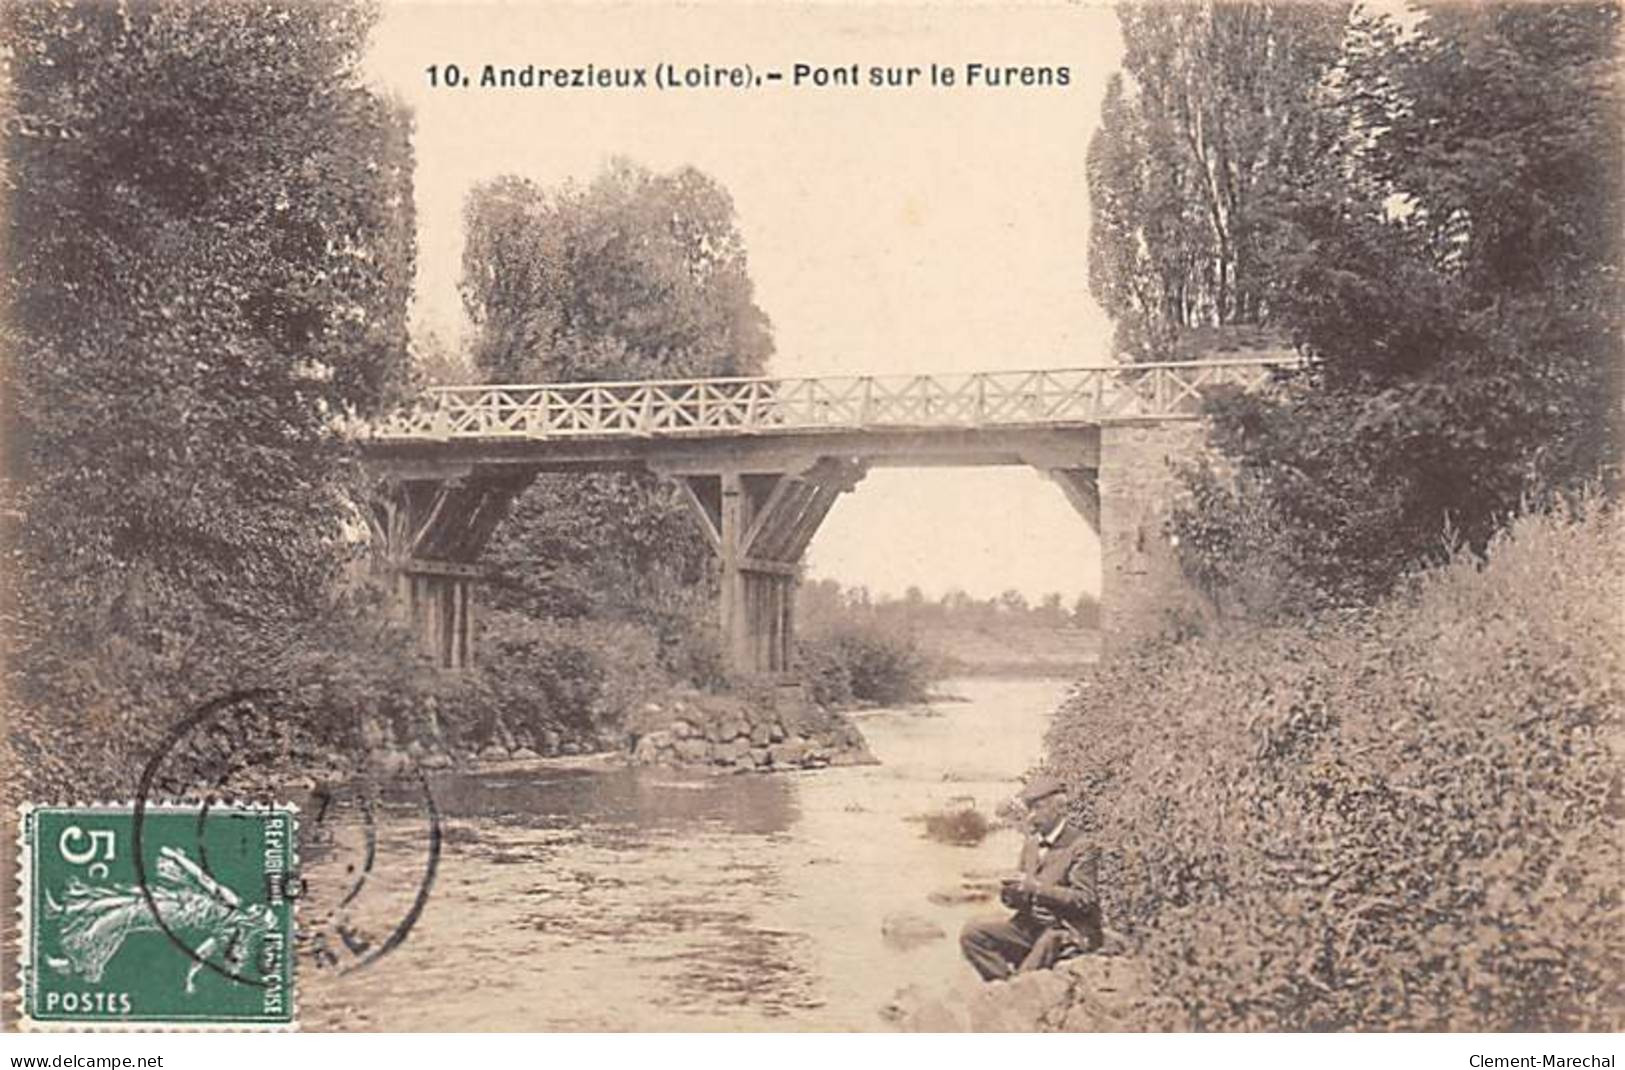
(301, 677, 1069, 1031)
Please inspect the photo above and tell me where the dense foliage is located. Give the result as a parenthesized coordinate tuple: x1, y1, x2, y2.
(459, 610, 662, 752)
(461, 160, 772, 384)
(1064, 8, 1625, 1031)
(1156, 2, 1624, 610)
(2, 0, 419, 796)
(796, 622, 934, 708)
(1045, 504, 1623, 1030)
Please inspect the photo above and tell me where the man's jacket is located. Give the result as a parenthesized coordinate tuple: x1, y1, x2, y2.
(1008, 821, 1103, 951)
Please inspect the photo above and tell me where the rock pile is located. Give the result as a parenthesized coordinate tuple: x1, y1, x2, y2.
(627, 686, 875, 773)
(882, 954, 1179, 1032)
(360, 705, 612, 774)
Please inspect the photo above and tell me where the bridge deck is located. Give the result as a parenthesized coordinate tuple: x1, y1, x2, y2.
(363, 359, 1297, 446)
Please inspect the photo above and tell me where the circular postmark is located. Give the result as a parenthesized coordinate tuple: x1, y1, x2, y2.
(134, 688, 442, 988)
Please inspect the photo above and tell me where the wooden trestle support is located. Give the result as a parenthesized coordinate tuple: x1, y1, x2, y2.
(663, 457, 868, 676)
(366, 470, 533, 670)
(363, 457, 1103, 677)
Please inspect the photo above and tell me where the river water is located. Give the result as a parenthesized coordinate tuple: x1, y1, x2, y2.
(301, 677, 1069, 1031)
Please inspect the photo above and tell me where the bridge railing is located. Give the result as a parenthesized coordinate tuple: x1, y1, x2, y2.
(366, 358, 1301, 442)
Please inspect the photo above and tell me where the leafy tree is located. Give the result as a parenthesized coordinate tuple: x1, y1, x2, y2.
(1087, 2, 1350, 360)
(459, 161, 774, 666)
(461, 159, 772, 382)
(997, 588, 1031, 616)
(1071, 590, 1101, 629)
(411, 327, 477, 387)
(1174, 2, 1624, 609)
(2, 1, 416, 702)
(1036, 592, 1068, 627)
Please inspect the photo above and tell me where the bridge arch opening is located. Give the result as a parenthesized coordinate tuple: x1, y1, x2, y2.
(800, 466, 1100, 613)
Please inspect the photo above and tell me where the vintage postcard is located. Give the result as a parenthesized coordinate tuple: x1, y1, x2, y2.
(1, 0, 1619, 1044)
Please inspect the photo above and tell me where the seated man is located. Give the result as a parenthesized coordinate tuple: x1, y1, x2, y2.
(959, 775, 1102, 982)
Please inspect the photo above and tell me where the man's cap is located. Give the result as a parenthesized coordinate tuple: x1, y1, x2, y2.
(1019, 774, 1067, 806)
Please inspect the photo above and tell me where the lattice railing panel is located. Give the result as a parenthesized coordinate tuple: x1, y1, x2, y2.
(366, 359, 1299, 442)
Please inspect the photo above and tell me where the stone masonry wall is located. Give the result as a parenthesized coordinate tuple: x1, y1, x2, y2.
(626, 685, 876, 773)
(1097, 422, 1212, 654)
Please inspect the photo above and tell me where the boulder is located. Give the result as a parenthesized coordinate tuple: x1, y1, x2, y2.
(541, 730, 562, 756)
(750, 746, 772, 768)
(674, 737, 709, 763)
(882, 954, 1172, 1033)
(965, 971, 1071, 1032)
(713, 739, 748, 765)
(511, 747, 540, 761)
(768, 739, 809, 767)
(560, 741, 581, 756)
(768, 722, 787, 743)
(371, 749, 413, 777)
(670, 719, 695, 740)
(750, 723, 773, 747)
(631, 734, 664, 765)
(478, 744, 508, 762)
(880, 984, 966, 1032)
(883, 971, 1067, 1032)
(1053, 956, 1173, 1032)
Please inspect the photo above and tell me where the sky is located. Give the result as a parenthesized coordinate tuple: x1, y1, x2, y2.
(364, 2, 1126, 602)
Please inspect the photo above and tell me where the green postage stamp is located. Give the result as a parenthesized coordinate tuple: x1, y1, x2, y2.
(18, 803, 297, 1030)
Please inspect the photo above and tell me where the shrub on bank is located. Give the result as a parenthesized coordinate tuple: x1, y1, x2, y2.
(7, 594, 446, 802)
(1043, 503, 1623, 1030)
(467, 610, 662, 747)
(5, 592, 680, 804)
(796, 621, 935, 707)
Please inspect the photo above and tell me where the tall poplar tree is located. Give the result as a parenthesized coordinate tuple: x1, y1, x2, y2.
(1086, 2, 1349, 360)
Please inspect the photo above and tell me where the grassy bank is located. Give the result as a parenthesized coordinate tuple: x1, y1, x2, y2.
(1042, 504, 1622, 1031)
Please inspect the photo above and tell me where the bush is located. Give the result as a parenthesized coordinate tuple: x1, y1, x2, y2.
(1042, 501, 1623, 1030)
(467, 610, 661, 746)
(796, 621, 934, 707)
(656, 617, 731, 692)
(6, 585, 448, 803)
(1168, 453, 1330, 622)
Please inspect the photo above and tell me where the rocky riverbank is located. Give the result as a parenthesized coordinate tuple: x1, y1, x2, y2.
(352, 682, 877, 777)
(882, 953, 1178, 1032)
(626, 684, 876, 773)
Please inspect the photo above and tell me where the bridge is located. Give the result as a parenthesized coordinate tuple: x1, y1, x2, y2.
(358, 358, 1296, 674)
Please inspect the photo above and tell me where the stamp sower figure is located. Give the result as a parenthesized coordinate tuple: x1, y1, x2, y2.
(960, 775, 1102, 981)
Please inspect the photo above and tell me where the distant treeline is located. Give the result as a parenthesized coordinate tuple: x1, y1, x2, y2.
(796, 579, 1099, 634)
